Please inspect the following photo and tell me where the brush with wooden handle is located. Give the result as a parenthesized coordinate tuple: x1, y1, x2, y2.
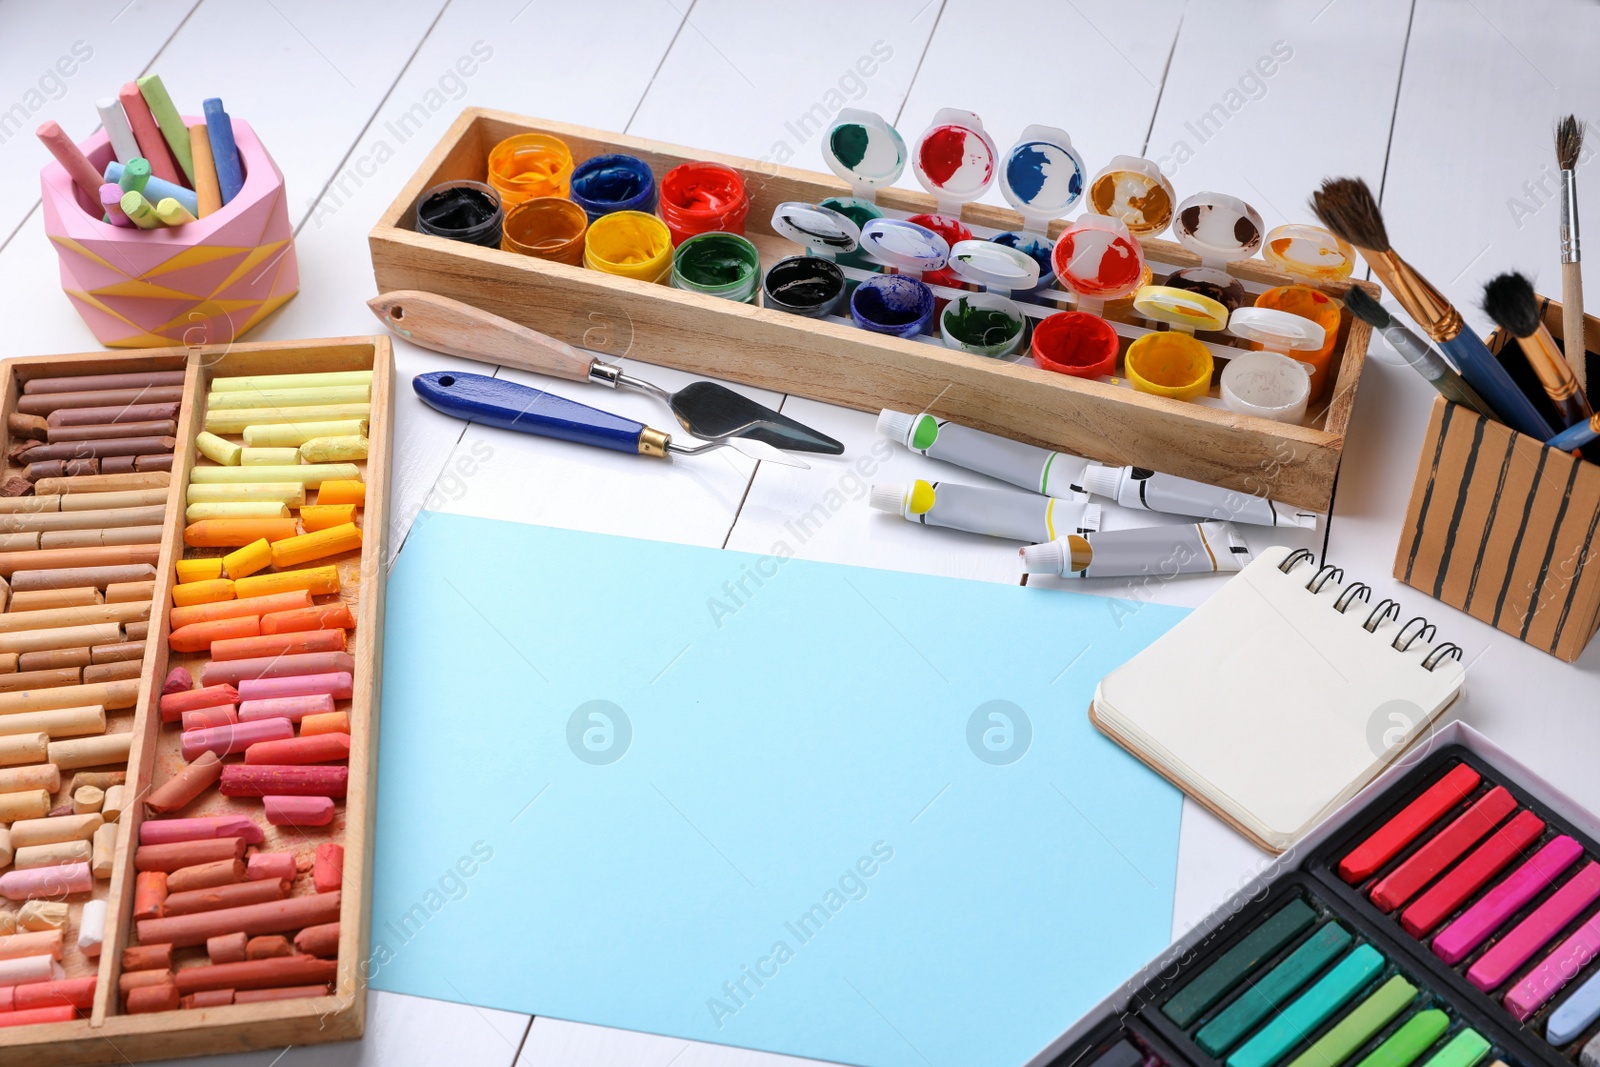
(1557, 115, 1588, 398)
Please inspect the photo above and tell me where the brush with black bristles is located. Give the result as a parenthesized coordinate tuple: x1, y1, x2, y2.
(1343, 287, 1498, 420)
(1556, 115, 1588, 396)
(1310, 176, 1555, 440)
(1482, 271, 1593, 431)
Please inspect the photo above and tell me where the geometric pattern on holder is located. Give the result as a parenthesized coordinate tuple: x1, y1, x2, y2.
(39, 118, 298, 349)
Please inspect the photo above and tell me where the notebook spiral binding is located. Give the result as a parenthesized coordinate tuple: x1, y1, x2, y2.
(1277, 550, 1464, 672)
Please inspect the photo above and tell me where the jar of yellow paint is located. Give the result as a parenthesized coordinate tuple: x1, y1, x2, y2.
(1254, 285, 1341, 401)
(583, 210, 673, 284)
(1125, 331, 1214, 401)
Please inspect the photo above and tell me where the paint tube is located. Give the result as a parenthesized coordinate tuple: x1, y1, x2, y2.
(1020, 521, 1252, 579)
(876, 410, 1091, 498)
(869, 479, 1100, 543)
(1079, 465, 1317, 529)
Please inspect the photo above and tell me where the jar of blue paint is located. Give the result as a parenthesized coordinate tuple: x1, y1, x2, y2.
(850, 274, 935, 339)
(569, 153, 657, 222)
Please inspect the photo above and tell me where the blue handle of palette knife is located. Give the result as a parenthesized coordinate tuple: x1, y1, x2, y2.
(412, 371, 650, 455)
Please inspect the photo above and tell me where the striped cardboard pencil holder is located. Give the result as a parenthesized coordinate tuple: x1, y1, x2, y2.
(38, 117, 298, 349)
(1394, 301, 1600, 662)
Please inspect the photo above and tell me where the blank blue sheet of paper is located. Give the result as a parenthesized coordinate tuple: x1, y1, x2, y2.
(371, 513, 1187, 1067)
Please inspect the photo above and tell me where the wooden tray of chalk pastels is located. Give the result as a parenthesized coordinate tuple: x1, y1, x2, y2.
(0, 336, 391, 1065)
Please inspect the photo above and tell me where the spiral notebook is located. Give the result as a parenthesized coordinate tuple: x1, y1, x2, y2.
(1092, 545, 1468, 853)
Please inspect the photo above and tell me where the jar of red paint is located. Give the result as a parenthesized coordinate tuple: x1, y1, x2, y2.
(658, 162, 750, 246)
(1031, 311, 1121, 378)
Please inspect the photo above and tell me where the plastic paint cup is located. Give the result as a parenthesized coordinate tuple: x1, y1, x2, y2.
(762, 255, 845, 317)
(1031, 311, 1121, 378)
(415, 180, 503, 247)
(500, 196, 588, 264)
(1125, 331, 1214, 401)
(671, 231, 760, 302)
(850, 274, 935, 338)
(487, 133, 574, 206)
(940, 293, 1026, 357)
(570, 153, 657, 222)
(1255, 284, 1341, 400)
(658, 162, 749, 246)
(819, 196, 884, 273)
(583, 210, 673, 283)
(1221, 352, 1311, 423)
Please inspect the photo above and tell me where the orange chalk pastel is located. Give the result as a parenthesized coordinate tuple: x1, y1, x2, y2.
(299, 504, 356, 532)
(300, 711, 349, 737)
(172, 578, 235, 608)
(185, 519, 299, 548)
(244, 732, 350, 765)
(315, 480, 365, 506)
(234, 566, 339, 599)
(260, 603, 355, 634)
(168, 615, 260, 654)
(210, 629, 345, 661)
(169, 590, 313, 629)
(269, 523, 361, 569)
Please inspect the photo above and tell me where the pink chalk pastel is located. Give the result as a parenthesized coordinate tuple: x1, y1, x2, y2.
(0, 862, 93, 901)
(181, 705, 239, 731)
(246, 851, 298, 881)
(1469, 861, 1600, 991)
(202, 652, 355, 687)
(1433, 835, 1584, 965)
(180, 717, 294, 762)
(100, 183, 132, 227)
(35, 120, 107, 202)
(138, 815, 265, 846)
(1504, 907, 1600, 1020)
(264, 796, 334, 827)
(238, 694, 335, 723)
(238, 672, 353, 702)
(117, 81, 180, 183)
(38, 116, 297, 349)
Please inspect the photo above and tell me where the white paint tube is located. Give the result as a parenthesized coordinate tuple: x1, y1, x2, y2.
(1079, 465, 1316, 529)
(1020, 521, 1253, 579)
(869, 479, 1100, 543)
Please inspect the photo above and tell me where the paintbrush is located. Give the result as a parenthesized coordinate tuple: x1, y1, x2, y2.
(1310, 177, 1555, 441)
(1556, 115, 1588, 397)
(1343, 287, 1498, 421)
(1482, 271, 1593, 429)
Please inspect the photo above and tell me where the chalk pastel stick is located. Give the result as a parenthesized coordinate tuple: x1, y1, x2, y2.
(1505, 909, 1600, 1020)
(1550, 967, 1600, 1045)
(188, 123, 221, 216)
(237, 694, 335, 723)
(1198, 923, 1354, 1055)
(179, 718, 294, 762)
(1285, 975, 1417, 1067)
(1165, 898, 1318, 1027)
(1370, 786, 1518, 912)
(117, 81, 180, 184)
(35, 121, 105, 202)
(1434, 836, 1585, 965)
(1227, 945, 1388, 1067)
(135, 75, 194, 183)
(1340, 764, 1482, 884)
(100, 184, 132, 227)
(154, 198, 195, 227)
(219, 764, 347, 798)
(264, 795, 335, 827)
(202, 98, 242, 204)
(1401, 809, 1546, 937)
(138, 816, 263, 846)
(103, 160, 197, 215)
(119, 192, 161, 230)
(1416, 1030, 1490, 1067)
(95, 98, 140, 164)
(116, 156, 150, 195)
(1354, 1010, 1451, 1067)
(201, 651, 354, 687)
(1469, 861, 1600, 991)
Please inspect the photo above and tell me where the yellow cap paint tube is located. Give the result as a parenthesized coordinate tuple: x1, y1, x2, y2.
(868, 479, 1099, 544)
(1080, 464, 1317, 529)
(1020, 521, 1252, 579)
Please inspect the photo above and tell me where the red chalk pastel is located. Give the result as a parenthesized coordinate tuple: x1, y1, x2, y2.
(159, 684, 241, 722)
(181, 705, 239, 731)
(313, 843, 343, 893)
(1401, 809, 1546, 936)
(1368, 786, 1518, 912)
(246, 851, 297, 881)
(1339, 763, 1481, 884)
(245, 732, 350, 765)
(221, 765, 347, 798)
(264, 795, 335, 826)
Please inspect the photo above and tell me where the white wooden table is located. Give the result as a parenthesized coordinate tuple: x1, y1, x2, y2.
(3, 2, 1598, 1064)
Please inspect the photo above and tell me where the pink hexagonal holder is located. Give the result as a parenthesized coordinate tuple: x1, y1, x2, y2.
(40, 116, 298, 348)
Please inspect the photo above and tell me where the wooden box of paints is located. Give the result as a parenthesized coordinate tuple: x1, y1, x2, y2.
(368, 108, 1380, 512)
(1029, 722, 1600, 1067)
(1395, 302, 1600, 663)
(0, 336, 392, 1064)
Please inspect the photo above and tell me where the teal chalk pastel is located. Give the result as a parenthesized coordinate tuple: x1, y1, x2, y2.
(1417, 1029, 1490, 1067)
(1353, 1008, 1450, 1067)
(1165, 898, 1318, 1028)
(1227, 944, 1387, 1067)
(1198, 923, 1355, 1055)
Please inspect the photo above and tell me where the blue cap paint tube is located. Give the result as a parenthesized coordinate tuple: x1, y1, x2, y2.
(868, 479, 1099, 544)
(1020, 522, 1252, 579)
(992, 124, 1086, 292)
(569, 153, 657, 222)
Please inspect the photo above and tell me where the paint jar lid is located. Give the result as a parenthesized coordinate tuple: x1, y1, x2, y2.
(1173, 191, 1264, 263)
(1261, 223, 1356, 282)
(770, 201, 862, 256)
(998, 124, 1086, 231)
(1227, 306, 1327, 351)
(1052, 215, 1146, 300)
(911, 108, 997, 213)
(1132, 284, 1231, 333)
(822, 109, 907, 198)
(1087, 155, 1176, 238)
(860, 218, 950, 273)
(946, 239, 1040, 292)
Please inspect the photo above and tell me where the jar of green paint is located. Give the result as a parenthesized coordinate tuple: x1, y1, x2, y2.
(670, 231, 761, 302)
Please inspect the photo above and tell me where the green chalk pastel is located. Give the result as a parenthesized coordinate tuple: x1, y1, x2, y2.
(136, 74, 195, 183)
(1354, 1010, 1451, 1067)
(1198, 923, 1355, 1055)
(1285, 975, 1417, 1067)
(1415, 1030, 1490, 1067)
(1165, 898, 1318, 1028)
(118, 156, 150, 195)
(1227, 944, 1387, 1067)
